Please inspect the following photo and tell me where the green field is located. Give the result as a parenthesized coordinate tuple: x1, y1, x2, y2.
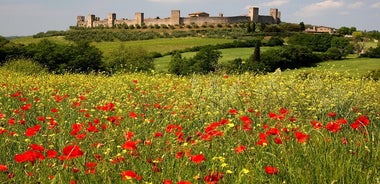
(284, 58, 380, 77)
(93, 37, 233, 58)
(154, 47, 275, 73)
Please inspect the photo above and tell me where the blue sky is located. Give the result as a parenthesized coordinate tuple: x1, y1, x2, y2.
(1, 0, 379, 36)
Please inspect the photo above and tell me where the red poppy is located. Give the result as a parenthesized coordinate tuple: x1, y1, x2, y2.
(29, 144, 44, 152)
(46, 149, 58, 158)
(327, 112, 337, 117)
(204, 171, 224, 183)
(234, 145, 246, 153)
(189, 154, 205, 164)
(274, 137, 283, 144)
(121, 170, 142, 181)
(58, 145, 84, 160)
(350, 115, 370, 129)
(325, 122, 341, 133)
(129, 112, 138, 119)
(311, 121, 323, 129)
(163, 179, 173, 184)
(14, 150, 45, 163)
(264, 165, 279, 175)
(25, 124, 41, 137)
(122, 141, 137, 150)
(255, 133, 268, 146)
(0, 164, 7, 172)
(21, 103, 32, 111)
(228, 109, 238, 115)
(266, 128, 280, 135)
(294, 131, 309, 143)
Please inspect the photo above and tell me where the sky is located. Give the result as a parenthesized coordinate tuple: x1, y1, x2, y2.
(1, 0, 380, 37)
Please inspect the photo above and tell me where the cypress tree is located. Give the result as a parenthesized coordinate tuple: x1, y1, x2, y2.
(253, 40, 261, 62)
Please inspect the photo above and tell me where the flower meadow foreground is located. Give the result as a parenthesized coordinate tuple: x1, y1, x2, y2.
(0, 70, 379, 183)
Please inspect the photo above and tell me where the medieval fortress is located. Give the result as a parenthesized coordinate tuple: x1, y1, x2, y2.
(76, 7, 280, 28)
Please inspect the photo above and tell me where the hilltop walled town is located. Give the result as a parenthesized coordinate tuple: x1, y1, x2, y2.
(76, 7, 281, 28)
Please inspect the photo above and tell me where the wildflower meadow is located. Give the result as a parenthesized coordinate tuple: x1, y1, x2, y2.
(0, 69, 379, 183)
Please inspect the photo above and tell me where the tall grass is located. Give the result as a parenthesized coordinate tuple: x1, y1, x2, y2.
(0, 69, 379, 183)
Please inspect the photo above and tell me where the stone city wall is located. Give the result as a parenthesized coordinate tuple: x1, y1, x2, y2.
(76, 7, 280, 28)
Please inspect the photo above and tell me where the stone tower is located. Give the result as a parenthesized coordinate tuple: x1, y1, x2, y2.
(135, 12, 144, 25)
(249, 7, 259, 23)
(171, 10, 180, 25)
(270, 8, 280, 23)
(108, 13, 116, 27)
(87, 14, 95, 28)
(77, 16, 85, 26)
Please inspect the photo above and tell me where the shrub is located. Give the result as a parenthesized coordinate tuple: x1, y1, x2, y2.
(1, 58, 47, 75)
(266, 37, 284, 47)
(323, 47, 344, 60)
(168, 47, 221, 75)
(106, 45, 154, 74)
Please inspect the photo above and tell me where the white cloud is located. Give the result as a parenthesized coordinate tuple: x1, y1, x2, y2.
(259, 0, 290, 7)
(294, 0, 344, 17)
(348, 1, 363, 9)
(371, 2, 380, 8)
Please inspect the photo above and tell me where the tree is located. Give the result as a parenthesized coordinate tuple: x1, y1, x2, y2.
(299, 22, 305, 31)
(191, 46, 222, 74)
(168, 46, 221, 75)
(66, 41, 103, 73)
(330, 37, 352, 58)
(168, 52, 189, 75)
(107, 45, 154, 73)
(252, 40, 261, 63)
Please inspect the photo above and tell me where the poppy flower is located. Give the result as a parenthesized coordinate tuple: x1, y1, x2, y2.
(21, 103, 32, 111)
(264, 165, 279, 175)
(0, 164, 7, 172)
(204, 171, 224, 183)
(190, 154, 205, 164)
(14, 150, 45, 163)
(325, 122, 341, 133)
(122, 141, 137, 150)
(46, 149, 58, 158)
(294, 131, 309, 143)
(25, 124, 41, 137)
(234, 145, 246, 153)
(327, 112, 337, 117)
(228, 109, 238, 115)
(58, 145, 84, 160)
(121, 170, 142, 181)
(350, 115, 370, 129)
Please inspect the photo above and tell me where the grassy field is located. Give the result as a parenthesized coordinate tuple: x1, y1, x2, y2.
(10, 36, 71, 45)
(0, 67, 379, 183)
(92, 37, 233, 58)
(154, 47, 275, 73)
(284, 57, 380, 78)
(1, 35, 380, 183)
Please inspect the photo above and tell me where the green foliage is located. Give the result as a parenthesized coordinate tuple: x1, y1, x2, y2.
(265, 37, 284, 47)
(330, 37, 353, 58)
(65, 41, 104, 73)
(106, 45, 154, 73)
(24, 39, 103, 73)
(168, 47, 221, 75)
(323, 47, 344, 60)
(288, 33, 333, 52)
(1, 58, 47, 75)
(259, 45, 321, 72)
(337, 26, 357, 35)
(362, 45, 380, 58)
